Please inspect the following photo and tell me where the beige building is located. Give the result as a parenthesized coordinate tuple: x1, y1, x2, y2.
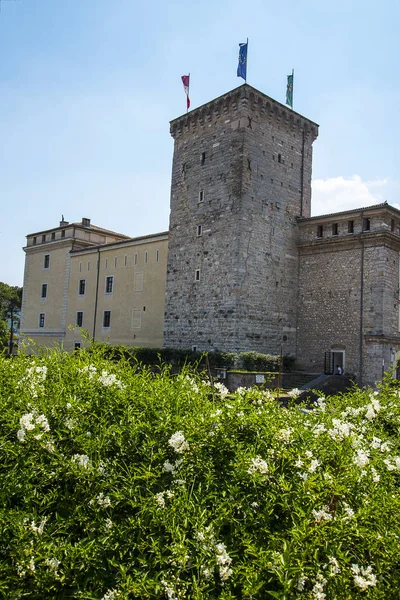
(20, 217, 168, 351)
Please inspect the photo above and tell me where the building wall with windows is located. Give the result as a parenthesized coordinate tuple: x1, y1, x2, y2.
(20, 85, 400, 387)
(297, 205, 400, 384)
(63, 233, 168, 350)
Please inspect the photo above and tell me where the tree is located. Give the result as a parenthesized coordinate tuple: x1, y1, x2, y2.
(0, 282, 22, 354)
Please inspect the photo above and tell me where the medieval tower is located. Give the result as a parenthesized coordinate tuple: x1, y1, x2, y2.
(164, 84, 319, 355)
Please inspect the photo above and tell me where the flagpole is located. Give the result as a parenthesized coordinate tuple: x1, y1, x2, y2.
(292, 68, 294, 109)
(246, 38, 248, 82)
(187, 72, 190, 114)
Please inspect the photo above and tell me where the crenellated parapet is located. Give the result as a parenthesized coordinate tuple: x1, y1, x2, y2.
(170, 83, 319, 141)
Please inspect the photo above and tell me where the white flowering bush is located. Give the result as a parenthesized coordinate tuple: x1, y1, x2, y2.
(1, 347, 400, 598)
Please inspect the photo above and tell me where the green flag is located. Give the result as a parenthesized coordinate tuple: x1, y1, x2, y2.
(286, 71, 294, 108)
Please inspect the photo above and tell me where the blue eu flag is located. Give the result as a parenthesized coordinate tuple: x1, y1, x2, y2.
(237, 42, 248, 81)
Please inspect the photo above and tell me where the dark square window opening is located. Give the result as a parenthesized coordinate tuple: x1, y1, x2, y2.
(41, 284, 47, 298)
(44, 254, 50, 269)
(317, 225, 323, 238)
(39, 313, 45, 328)
(79, 279, 86, 295)
(76, 311, 83, 327)
(363, 217, 371, 231)
(51, 232, 56, 240)
(332, 223, 338, 236)
(348, 220, 354, 234)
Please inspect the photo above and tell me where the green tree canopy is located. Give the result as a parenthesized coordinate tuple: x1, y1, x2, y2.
(0, 282, 22, 353)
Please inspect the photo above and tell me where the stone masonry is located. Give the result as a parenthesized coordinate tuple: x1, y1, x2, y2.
(164, 84, 318, 355)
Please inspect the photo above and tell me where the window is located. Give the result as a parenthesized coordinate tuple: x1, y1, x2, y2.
(124, 255, 127, 266)
(105, 258, 108, 270)
(105, 276, 114, 294)
(197, 224, 202, 236)
(332, 223, 338, 236)
(41, 283, 47, 299)
(51, 232, 55, 240)
(134, 253, 138, 266)
(201, 152, 206, 165)
(192, 345, 197, 352)
(74, 342, 81, 350)
(199, 190, 204, 203)
(348, 220, 354, 234)
(61, 230, 65, 238)
(134, 272, 144, 291)
(114, 257, 117, 268)
(33, 237, 37, 245)
(79, 262, 82, 272)
(391, 219, 395, 232)
(78, 279, 86, 295)
(44, 254, 50, 269)
(278, 154, 282, 163)
(363, 217, 371, 231)
(145, 251, 148, 264)
(76, 311, 83, 327)
(103, 310, 111, 328)
(39, 313, 45, 328)
(156, 249, 159, 263)
(317, 225, 323, 238)
(195, 269, 201, 281)
(88, 261, 90, 271)
(42, 234, 46, 243)
(131, 308, 142, 329)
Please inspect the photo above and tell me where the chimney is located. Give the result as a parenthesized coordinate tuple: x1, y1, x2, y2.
(82, 218, 91, 228)
(59, 215, 69, 227)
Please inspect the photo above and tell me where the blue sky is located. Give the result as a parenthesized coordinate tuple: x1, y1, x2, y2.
(1, 0, 399, 286)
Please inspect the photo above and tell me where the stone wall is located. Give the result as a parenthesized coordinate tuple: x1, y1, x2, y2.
(164, 84, 318, 356)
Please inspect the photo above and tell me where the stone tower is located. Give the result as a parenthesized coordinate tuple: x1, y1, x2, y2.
(164, 84, 318, 355)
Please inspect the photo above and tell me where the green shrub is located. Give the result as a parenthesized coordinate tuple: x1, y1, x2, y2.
(1, 346, 400, 598)
(239, 351, 279, 372)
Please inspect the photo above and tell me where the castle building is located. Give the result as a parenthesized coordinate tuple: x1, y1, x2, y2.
(20, 84, 400, 387)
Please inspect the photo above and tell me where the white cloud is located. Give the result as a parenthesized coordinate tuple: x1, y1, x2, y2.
(311, 175, 398, 216)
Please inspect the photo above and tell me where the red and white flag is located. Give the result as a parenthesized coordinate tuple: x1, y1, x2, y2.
(181, 75, 190, 110)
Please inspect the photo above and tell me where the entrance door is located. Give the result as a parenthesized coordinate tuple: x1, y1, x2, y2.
(332, 350, 344, 374)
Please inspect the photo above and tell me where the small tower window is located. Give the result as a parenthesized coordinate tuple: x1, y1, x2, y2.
(348, 220, 354, 234)
(44, 254, 50, 269)
(317, 225, 323, 238)
(197, 225, 202, 236)
(201, 152, 206, 165)
(156, 249, 159, 263)
(363, 217, 371, 231)
(195, 269, 201, 281)
(42, 235, 46, 243)
(41, 284, 47, 298)
(33, 237, 37, 245)
(332, 223, 338, 236)
(145, 251, 148, 264)
(391, 219, 395, 232)
(278, 154, 282, 163)
(199, 190, 204, 203)
(61, 230, 65, 238)
(51, 232, 56, 240)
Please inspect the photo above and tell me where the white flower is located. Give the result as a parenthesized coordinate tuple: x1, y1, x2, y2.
(45, 441, 55, 453)
(251, 502, 259, 509)
(29, 517, 47, 535)
(101, 589, 120, 600)
(202, 567, 212, 578)
(105, 518, 113, 529)
(305, 450, 313, 459)
(295, 459, 304, 468)
(72, 454, 91, 469)
(214, 381, 229, 399)
(328, 556, 340, 575)
(98, 370, 125, 388)
(27, 558, 35, 572)
(161, 580, 176, 599)
(17, 429, 25, 442)
(35, 414, 50, 432)
(278, 427, 293, 443)
(351, 564, 376, 590)
(155, 492, 166, 508)
(20, 413, 35, 431)
(343, 504, 355, 519)
(65, 417, 75, 430)
(353, 449, 369, 468)
(79, 364, 97, 379)
(97, 493, 111, 507)
(287, 388, 301, 398)
(312, 507, 333, 523)
(371, 467, 380, 482)
(168, 431, 189, 454)
(328, 419, 354, 441)
(309, 459, 320, 473)
(313, 423, 327, 436)
(44, 557, 60, 573)
(248, 456, 269, 474)
(297, 575, 307, 591)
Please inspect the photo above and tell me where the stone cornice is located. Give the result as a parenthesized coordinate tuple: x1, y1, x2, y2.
(297, 202, 400, 223)
(297, 230, 400, 254)
(364, 334, 400, 345)
(170, 84, 319, 141)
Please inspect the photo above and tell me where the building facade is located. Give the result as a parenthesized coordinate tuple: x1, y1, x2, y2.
(20, 84, 400, 387)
